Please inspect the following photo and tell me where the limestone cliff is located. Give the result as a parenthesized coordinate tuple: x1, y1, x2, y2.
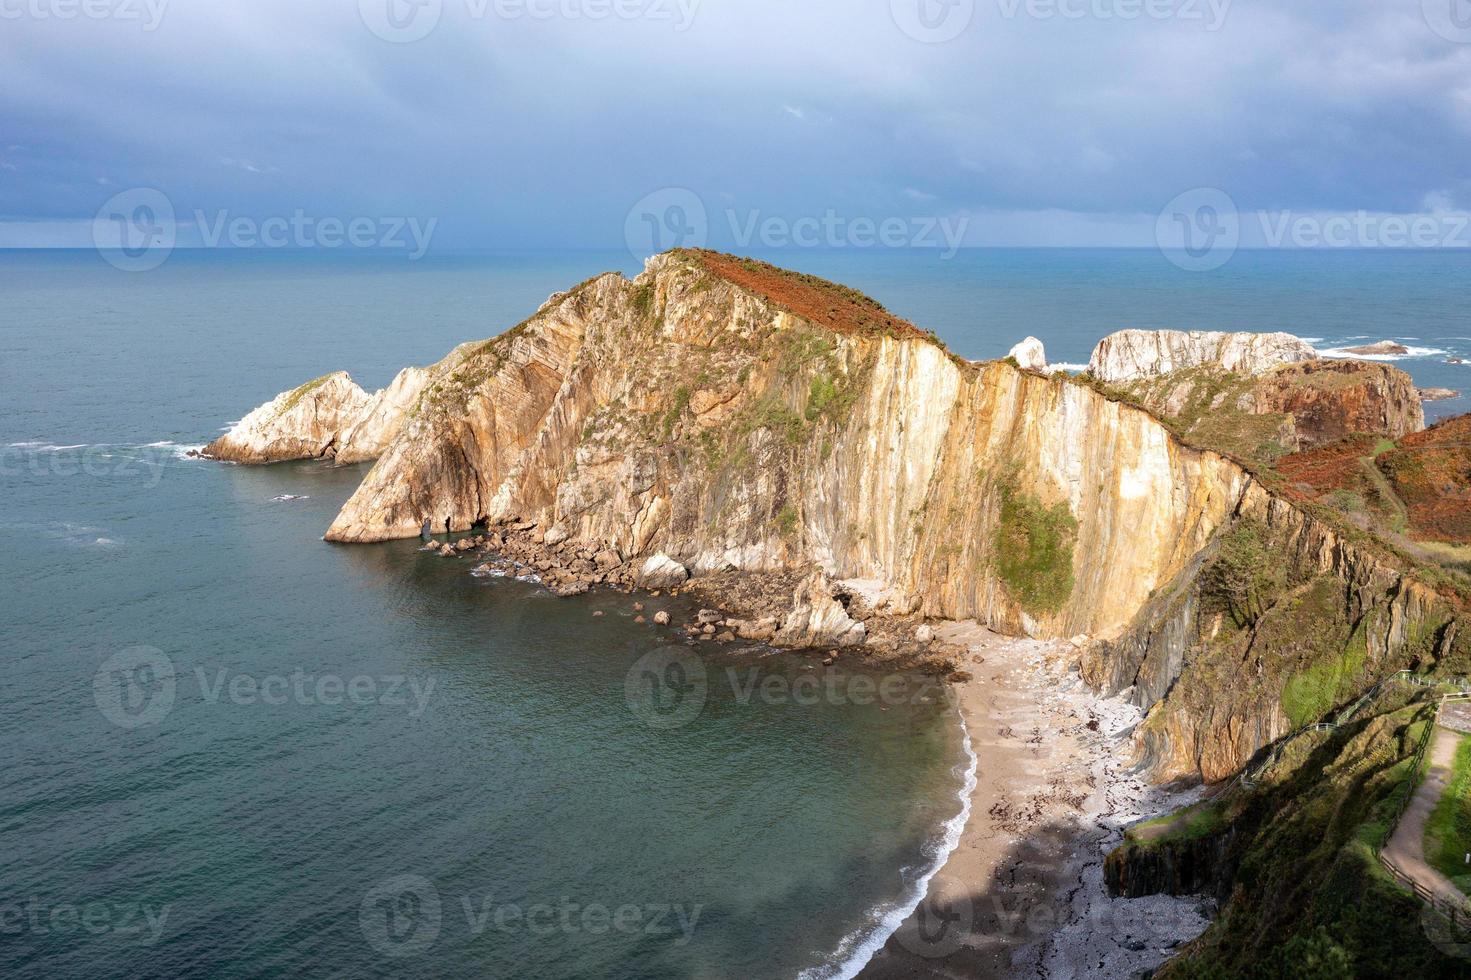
(210, 250, 1465, 787)
(202, 367, 430, 464)
(1088, 328, 1318, 382)
(315, 251, 1251, 647)
(1108, 357, 1424, 461)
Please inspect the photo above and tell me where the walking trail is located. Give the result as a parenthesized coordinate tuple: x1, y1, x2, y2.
(1383, 720, 1469, 910)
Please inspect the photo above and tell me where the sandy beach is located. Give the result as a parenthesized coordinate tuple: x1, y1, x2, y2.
(858, 624, 1212, 979)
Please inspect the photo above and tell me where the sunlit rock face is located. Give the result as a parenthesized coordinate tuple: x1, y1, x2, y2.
(212, 250, 1464, 784)
(202, 367, 429, 464)
(1088, 329, 1318, 383)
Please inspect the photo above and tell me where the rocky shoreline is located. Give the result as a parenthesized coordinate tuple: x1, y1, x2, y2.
(420, 518, 973, 675)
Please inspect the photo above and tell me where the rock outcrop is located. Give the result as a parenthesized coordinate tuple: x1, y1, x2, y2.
(1103, 353, 1423, 460)
(308, 251, 1251, 647)
(1088, 329, 1318, 383)
(1007, 336, 1047, 371)
(202, 367, 430, 464)
(210, 249, 1466, 787)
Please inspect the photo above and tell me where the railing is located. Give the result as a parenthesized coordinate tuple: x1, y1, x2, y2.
(1377, 693, 1471, 927)
(1238, 672, 1471, 791)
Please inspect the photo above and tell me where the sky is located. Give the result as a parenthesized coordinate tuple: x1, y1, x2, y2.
(2, 0, 1471, 253)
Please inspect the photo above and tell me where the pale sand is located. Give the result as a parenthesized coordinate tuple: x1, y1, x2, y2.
(858, 624, 1212, 979)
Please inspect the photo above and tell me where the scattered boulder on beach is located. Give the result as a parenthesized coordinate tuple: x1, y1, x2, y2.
(636, 553, 689, 590)
(653, 610, 670, 625)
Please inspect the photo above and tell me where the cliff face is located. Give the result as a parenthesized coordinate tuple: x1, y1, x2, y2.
(1109, 356, 1424, 463)
(1089, 329, 1318, 383)
(202, 367, 430, 464)
(212, 250, 1465, 786)
(317, 252, 1252, 644)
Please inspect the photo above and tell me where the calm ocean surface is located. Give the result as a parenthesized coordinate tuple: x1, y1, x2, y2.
(3, 248, 1468, 979)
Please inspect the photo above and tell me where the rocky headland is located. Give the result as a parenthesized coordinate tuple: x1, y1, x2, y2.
(206, 250, 1471, 976)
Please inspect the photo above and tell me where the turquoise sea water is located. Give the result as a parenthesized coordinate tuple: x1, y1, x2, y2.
(3, 248, 1469, 979)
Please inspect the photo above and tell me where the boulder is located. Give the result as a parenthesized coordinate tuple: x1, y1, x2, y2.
(653, 610, 671, 625)
(775, 571, 867, 648)
(543, 526, 569, 546)
(1007, 336, 1047, 371)
(915, 624, 935, 644)
(636, 553, 689, 590)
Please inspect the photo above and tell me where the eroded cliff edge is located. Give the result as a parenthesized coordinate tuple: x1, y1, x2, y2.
(210, 250, 1469, 793)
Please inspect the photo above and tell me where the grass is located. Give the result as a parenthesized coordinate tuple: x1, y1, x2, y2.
(1280, 621, 1369, 729)
(1425, 733, 1471, 886)
(992, 483, 1077, 615)
(1126, 800, 1228, 848)
(273, 374, 334, 419)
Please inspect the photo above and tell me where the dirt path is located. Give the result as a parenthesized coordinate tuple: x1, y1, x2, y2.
(1383, 725, 1468, 909)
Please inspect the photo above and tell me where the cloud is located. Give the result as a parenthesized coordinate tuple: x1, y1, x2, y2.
(0, 0, 1467, 247)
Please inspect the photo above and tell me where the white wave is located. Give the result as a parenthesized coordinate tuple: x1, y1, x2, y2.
(1318, 344, 1448, 362)
(801, 705, 979, 980)
(7, 442, 88, 452)
(271, 494, 310, 502)
(1297, 337, 1324, 344)
(1043, 362, 1088, 373)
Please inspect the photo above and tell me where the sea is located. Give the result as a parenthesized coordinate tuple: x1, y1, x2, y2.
(3, 247, 1468, 979)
